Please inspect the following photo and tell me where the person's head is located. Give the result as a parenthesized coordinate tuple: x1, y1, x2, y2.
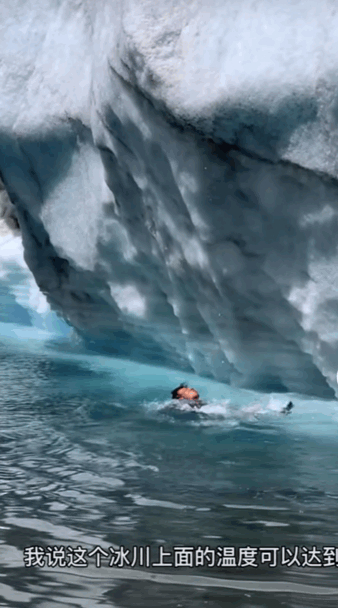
(171, 383, 199, 401)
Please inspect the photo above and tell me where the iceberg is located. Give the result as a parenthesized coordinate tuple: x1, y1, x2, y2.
(1, 0, 338, 397)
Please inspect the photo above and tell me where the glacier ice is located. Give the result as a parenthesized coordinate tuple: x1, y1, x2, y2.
(1, 0, 338, 397)
(0, 181, 71, 340)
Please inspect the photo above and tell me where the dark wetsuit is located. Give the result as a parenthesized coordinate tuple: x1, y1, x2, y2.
(186, 399, 205, 409)
(172, 398, 205, 409)
(282, 401, 294, 415)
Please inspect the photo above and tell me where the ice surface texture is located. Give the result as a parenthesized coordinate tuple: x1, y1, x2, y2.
(1, 0, 338, 397)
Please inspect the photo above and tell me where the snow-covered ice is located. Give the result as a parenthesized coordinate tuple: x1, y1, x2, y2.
(1, 0, 338, 397)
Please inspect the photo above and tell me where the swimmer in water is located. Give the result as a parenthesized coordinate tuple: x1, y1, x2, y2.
(171, 383, 203, 408)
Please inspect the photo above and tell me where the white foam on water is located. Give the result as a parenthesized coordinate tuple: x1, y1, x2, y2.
(142, 390, 338, 437)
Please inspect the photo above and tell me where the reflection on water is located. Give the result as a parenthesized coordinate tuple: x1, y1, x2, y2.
(1, 342, 338, 607)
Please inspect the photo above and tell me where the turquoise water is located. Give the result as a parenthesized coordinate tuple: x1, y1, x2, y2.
(1, 334, 338, 607)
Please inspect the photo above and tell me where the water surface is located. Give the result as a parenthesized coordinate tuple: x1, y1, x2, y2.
(0, 340, 338, 608)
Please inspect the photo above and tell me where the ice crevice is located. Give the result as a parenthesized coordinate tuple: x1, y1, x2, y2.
(1, 0, 338, 397)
